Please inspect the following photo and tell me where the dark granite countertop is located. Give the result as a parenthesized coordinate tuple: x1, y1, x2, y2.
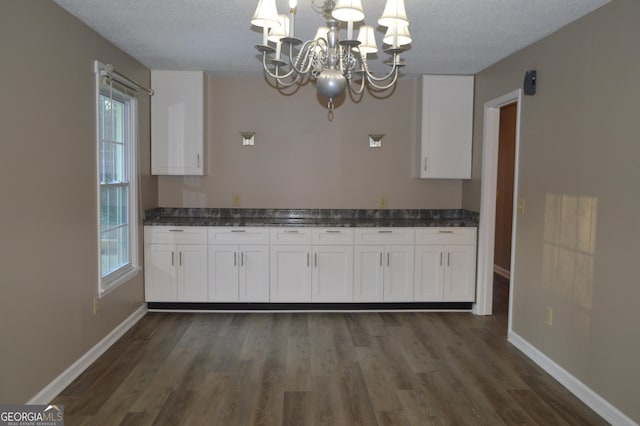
(144, 208, 479, 228)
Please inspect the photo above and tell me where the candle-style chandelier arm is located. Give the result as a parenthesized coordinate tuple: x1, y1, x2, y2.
(359, 52, 402, 83)
(261, 51, 298, 81)
(289, 39, 324, 75)
(346, 70, 367, 95)
(363, 65, 400, 91)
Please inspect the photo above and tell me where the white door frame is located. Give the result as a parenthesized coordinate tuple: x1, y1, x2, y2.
(473, 89, 522, 329)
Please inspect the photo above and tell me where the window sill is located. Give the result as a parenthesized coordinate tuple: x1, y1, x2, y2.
(99, 266, 141, 298)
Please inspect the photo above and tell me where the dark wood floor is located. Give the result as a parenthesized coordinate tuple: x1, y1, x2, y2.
(53, 276, 607, 425)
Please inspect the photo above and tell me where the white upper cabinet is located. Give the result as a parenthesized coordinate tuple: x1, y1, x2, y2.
(416, 75, 474, 179)
(151, 70, 204, 175)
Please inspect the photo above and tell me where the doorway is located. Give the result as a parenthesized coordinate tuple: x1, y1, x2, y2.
(492, 102, 517, 322)
(474, 89, 522, 334)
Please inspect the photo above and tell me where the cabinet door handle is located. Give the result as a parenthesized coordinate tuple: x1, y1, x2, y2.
(447, 252, 450, 266)
(380, 252, 383, 266)
(424, 157, 428, 171)
(169, 229, 184, 232)
(197, 154, 200, 169)
(315, 253, 318, 268)
(241, 252, 244, 267)
(387, 253, 390, 267)
(179, 252, 182, 266)
(231, 229, 246, 233)
(440, 252, 443, 266)
(171, 251, 174, 266)
(234, 252, 237, 266)
(307, 253, 310, 267)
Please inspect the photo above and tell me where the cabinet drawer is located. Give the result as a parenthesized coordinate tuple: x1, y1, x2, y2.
(415, 227, 476, 245)
(144, 226, 207, 244)
(355, 228, 415, 245)
(270, 228, 312, 244)
(312, 228, 354, 245)
(208, 227, 269, 244)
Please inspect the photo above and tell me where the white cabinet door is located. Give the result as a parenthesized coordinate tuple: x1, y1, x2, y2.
(239, 245, 270, 302)
(270, 245, 312, 302)
(312, 245, 354, 302)
(384, 245, 414, 302)
(417, 75, 474, 179)
(208, 245, 240, 302)
(145, 244, 177, 302)
(208, 244, 269, 302)
(177, 244, 208, 301)
(151, 70, 204, 175)
(353, 245, 384, 302)
(443, 245, 476, 302)
(414, 245, 445, 301)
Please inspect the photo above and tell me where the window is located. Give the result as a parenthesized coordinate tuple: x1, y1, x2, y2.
(97, 80, 139, 295)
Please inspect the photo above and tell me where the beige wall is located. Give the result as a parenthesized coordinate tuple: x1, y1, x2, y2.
(0, 1, 156, 403)
(158, 76, 463, 209)
(462, 0, 640, 422)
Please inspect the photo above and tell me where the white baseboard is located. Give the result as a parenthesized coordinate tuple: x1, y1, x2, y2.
(508, 331, 638, 426)
(493, 264, 510, 279)
(27, 304, 147, 405)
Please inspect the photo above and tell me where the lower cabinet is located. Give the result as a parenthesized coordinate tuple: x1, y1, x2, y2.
(208, 228, 270, 302)
(311, 228, 354, 302)
(144, 227, 208, 302)
(353, 229, 415, 302)
(208, 244, 269, 302)
(270, 244, 312, 302)
(353, 245, 414, 302)
(269, 228, 355, 302)
(144, 225, 477, 305)
(414, 228, 477, 302)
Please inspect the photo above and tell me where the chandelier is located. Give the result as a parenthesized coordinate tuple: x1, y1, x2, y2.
(251, 0, 411, 115)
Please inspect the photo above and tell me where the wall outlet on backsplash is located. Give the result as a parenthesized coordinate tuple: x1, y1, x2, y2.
(232, 193, 240, 207)
(379, 197, 388, 208)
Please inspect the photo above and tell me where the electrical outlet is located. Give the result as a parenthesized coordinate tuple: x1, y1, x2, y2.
(232, 193, 240, 207)
(93, 296, 100, 315)
(518, 199, 526, 215)
(545, 306, 553, 326)
(379, 197, 388, 208)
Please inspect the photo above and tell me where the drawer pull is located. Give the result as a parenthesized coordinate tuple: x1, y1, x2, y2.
(377, 230, 393, 234)
(231, 230, 246, 233)
(326, 230, 341, 234)
(438, 230, 454, 234)
(168, 229, 184, 232)
(285, 230, 300, 234)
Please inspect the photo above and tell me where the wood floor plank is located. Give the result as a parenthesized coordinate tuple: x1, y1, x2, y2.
(282, 391, 311, 426)
(285, 335, 312, 391)
(355, 346, 404, 412)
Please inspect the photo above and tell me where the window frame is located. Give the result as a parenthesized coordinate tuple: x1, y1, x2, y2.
(96, 76, 140, 297)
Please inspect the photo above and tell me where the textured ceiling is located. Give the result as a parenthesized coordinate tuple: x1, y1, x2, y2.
(52, 0, 611, 76)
